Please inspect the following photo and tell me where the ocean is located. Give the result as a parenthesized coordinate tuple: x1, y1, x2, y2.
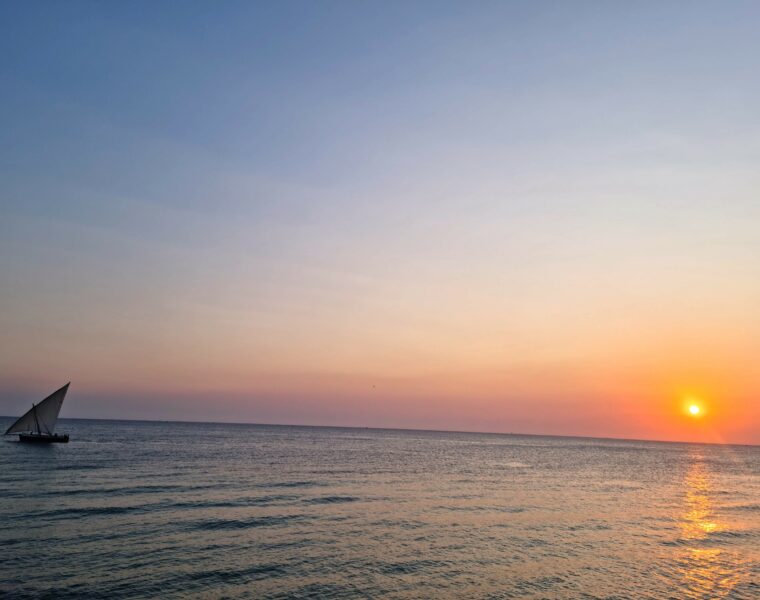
(1, 419, 758, 599)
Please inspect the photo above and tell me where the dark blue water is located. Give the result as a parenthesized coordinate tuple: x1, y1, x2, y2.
(1, 419, 759, 598)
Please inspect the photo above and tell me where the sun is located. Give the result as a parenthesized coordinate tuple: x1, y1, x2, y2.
(683, 396, 706, 419)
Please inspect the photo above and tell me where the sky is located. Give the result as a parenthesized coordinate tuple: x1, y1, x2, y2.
(1, 1, 759, 443)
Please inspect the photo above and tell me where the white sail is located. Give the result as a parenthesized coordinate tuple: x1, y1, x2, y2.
(5, 383, 69, 435)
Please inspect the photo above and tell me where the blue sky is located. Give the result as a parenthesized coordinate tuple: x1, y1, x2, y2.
(1, 1, 759, 441)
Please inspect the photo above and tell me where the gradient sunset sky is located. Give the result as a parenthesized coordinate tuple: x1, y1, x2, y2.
(1, 2, 759, 443)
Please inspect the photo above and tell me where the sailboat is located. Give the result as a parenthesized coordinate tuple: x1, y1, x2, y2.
(4, 383, 71, 443)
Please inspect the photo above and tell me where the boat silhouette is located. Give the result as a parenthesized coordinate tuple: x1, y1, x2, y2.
(5, 383, 71, 443)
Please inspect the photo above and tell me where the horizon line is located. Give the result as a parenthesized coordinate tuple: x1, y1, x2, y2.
(1, 414, 755, 448)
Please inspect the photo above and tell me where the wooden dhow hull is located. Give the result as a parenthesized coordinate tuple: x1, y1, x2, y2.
(18, 433, 69, 444)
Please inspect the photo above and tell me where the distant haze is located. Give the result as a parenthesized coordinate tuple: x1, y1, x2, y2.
(1, 2, 759, 444)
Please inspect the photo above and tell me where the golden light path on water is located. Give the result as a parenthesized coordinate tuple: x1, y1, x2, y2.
(678, 452, 745, 598)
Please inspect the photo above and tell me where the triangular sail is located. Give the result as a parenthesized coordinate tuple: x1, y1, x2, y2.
(5, 383, 69, 435)
(4, 404, 40, 435)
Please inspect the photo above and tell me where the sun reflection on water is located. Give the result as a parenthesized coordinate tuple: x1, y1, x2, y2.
(677, 454, 744, 598)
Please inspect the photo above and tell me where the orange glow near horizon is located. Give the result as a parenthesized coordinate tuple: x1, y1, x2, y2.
(3, 312, 757, 444)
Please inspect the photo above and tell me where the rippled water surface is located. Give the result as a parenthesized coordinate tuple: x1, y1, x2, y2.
(1, 420, 759, 598)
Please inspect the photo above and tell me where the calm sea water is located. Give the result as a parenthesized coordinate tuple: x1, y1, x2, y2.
(1, 419, 759, 599)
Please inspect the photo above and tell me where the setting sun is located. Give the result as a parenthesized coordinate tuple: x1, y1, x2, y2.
(682, 395, 708, 420)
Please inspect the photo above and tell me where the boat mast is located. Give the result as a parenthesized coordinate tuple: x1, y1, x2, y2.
(32, 403, 41, 435)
